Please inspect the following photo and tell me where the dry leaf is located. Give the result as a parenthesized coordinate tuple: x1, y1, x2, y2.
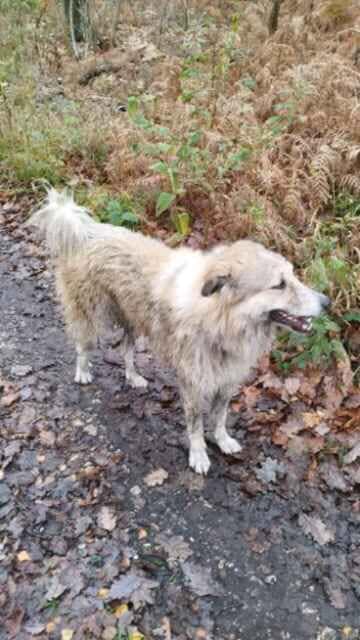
(156, 533, 192, 567)
(279, 415, 304, 438)
(1, 391, 20, 407)
(181, 561, 224, 597)
(61, 630, 74, 640)
(243, 385, 261, 408)
(107, 572, 159, 609)
(17, 550, 31, 562)
(299, 514, 335, 546)
(302, 412, 322, 428)
(114, 603, 128, 618)
(97, 506, 117, 532)
(97, 588, 109, 599)
(343, 442, 360, 465)
(160, 617, 172, 640)
(319, 461, 348, 492)
(102, 627, 117, 640)
(284, 376, 301, 396)
(39, 429, 56, 447)
(144, 468, 168, 487)
(255, 457, 286, 484)
(272, 430, 289, 447)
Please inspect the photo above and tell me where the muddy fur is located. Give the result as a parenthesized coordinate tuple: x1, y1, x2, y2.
(28, 189, 330, 474)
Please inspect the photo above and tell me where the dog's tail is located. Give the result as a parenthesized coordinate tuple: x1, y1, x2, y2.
(27, 189, 97, 258)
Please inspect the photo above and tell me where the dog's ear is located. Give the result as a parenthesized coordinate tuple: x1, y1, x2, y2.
(201, 274, 231, 297)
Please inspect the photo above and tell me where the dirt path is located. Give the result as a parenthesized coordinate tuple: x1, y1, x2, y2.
(1, 220, 359, 640)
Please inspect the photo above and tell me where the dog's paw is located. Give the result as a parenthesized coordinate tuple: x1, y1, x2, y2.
(75, 369, 93, 385)
(189, 447, 211, 475)
(127, 373, 148, 389)
(216, 433, 242, 455)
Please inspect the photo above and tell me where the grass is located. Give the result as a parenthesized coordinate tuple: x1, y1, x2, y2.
(0, 0, 359, 370)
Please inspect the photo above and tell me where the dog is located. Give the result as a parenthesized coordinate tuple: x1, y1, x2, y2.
(28, 189, 330, 474)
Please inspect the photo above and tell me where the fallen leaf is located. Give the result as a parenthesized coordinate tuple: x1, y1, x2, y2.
(17, 550, 31, 562)
(319, 462, 348, 492)
(279, 415, 305, 438)
(5, 606, 24, 637)
(0, 391, 20, 407)
(45, 576, 67, 601)
(323, 579, 347, 610)
(107, 572, 159, 610)
(284, 376, 301, 396)
(343, 442, 360, 465)
(97, 588, 109, 599)
(271, 430, 289, 447)
(156, 533, 192, 567)
(24, 622, 46, 636)
(299, 514, 335, 546)
(181, 561, 224, 597)
(195, 629, 208, 640)
(102, 627, 117, 640)
(242, 385, 261, 408)
(302, 412, 322, 428)
(178, 469, 205, 491)
(160, 617, 172, 640)
(128, 631, 145, 640)
(97, 506, 117, 532)
(261, 371, 284, 394)
(10, 364, 32, 377)
(345, 465, 360, 485)
(144, 468, 168, 487)
(287, 434, 324, 456)
(255, 457, 286, 484)
(39, 429, 56, 447)
(61, 630, 74, 640)
(114, 603, 128, 618)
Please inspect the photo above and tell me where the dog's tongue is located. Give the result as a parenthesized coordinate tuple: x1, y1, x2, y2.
(270, 310, 312, 333)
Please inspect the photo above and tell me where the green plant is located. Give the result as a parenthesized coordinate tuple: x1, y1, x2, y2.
(273, 315, 346, 371)
(42, 598, 60, 613)
(99, 196, 139, 229)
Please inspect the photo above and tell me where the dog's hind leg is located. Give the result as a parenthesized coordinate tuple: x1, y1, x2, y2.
(210, 390, 242, 455)
(181, 387, 210, 475)
(75, 340, 93, 384)
(122, 333, 148, 389)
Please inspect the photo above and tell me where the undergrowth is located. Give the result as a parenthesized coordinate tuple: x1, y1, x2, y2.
(0, 0, 359, 371)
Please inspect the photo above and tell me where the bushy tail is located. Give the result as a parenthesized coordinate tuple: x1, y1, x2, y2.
(27, 189, 97, 258)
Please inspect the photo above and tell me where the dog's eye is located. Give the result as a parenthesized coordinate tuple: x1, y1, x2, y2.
(272, 279, 286, 290)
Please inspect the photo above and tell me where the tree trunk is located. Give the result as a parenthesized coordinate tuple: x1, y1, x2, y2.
(268, 0, 284, 35)
(63, 0, 89, 42)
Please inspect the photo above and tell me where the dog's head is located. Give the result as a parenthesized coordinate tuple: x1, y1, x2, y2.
(202, 240, 330, 334)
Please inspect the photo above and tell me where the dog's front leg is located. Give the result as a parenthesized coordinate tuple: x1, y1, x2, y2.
(210, 390, 242, 455)
(181, 388, 210, 475)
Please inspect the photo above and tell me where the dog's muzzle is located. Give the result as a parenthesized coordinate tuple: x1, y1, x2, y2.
(269, 310, 313, 333)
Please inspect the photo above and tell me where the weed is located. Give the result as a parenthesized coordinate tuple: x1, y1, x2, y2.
(99, 196, 139, 229)
(42, 597, 60, 613)
(273, 316, 347, 372)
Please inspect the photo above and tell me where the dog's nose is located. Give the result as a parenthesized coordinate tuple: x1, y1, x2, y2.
(320, 294, 331, 310)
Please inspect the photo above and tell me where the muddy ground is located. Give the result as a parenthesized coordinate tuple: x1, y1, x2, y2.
(1, 208, 360, 640)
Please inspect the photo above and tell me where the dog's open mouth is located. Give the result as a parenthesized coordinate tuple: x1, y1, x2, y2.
(269, 309, 313, 334)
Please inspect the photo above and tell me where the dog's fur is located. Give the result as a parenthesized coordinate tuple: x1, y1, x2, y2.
(29, 190, 330, 474)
